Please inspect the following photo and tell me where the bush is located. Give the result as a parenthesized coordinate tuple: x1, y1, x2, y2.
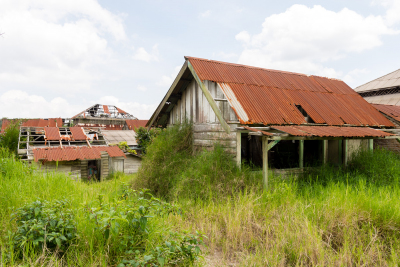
(0, 119, 20, 156)
(10, 200, 78, 255)
(135, 127, 162, 154)
(134, 123, 258, 200)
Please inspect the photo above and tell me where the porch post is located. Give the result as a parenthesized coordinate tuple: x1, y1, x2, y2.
(338, 140, 343, 165)
(262, 136, 268, 190)
(236, 132, 241, 168)
(343, 139, 348, 166)
(368, 139, 374, 152)
(322, 140, 328, 164)
(299, 140, 304, 168)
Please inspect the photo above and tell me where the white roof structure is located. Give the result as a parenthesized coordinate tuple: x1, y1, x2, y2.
(355, 69, 400, 106)
(101, 130, 138, 146)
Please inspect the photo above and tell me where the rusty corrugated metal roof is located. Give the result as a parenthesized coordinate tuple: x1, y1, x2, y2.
(243, 126, 273, 136)
(1, 119, 11, 134)
(21, 118, 62, 127)
(372, 104, 400, 122)
(185, 57, 393, 127)
(70, 127, 87, 140)
(44, 127, 61, 140)
(33, 146, 126, 162)
(272, 126, 393, 137)
(103, 105, 110, 114)
(125, 120, 148, 131)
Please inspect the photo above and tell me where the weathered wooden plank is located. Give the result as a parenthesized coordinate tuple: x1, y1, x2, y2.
(193, 123, 239, 133)
(236, 132, 241, 167)
(193, 132, 236, 141)
(322, 140, 328, 164)
(343, 139, 348, 166)
(195, 81, 199, 123)
(177, 99, 181, 123)
(262, 136, 268, 190)
(188, 62, 231, 133)
(190, 81, 194, 121)
(299, 140, 304, 168)
(193, 139, 236, 148)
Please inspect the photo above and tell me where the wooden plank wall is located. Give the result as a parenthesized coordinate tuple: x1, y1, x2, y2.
(168, 79, 240, 156)
(169, 80, 238, 124)
(37, 161, 81, 180)
(124, 155, 142, 174)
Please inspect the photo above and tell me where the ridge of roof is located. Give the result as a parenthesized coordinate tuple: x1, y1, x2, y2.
(184, 56, 344, 81)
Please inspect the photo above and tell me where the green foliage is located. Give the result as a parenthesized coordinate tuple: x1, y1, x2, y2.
(118, 141, 137, 154)
(135, 127, 162, 154)
(0, 119, 20, 156)
(10, 200, 78, 255)
(134, 123, 257, 200)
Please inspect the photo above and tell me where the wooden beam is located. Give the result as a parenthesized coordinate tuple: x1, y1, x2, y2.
(262, 136, 269, 190)
(338, 140, 343, 165)
(368, 139, 374, 151)
(343, 139, 348, 166)
(248, 132, 262, 136)
(267, 140, 280, 151)
(299, 140, 304, 168)
(236, 132, 241, 168)
(322, 140, 328, 164)
(188, 61, 231, 134)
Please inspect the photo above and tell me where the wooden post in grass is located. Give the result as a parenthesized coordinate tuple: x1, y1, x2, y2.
(368, 139, 374, 152)
(322, 140, 328, 164)
(236, 132, 241, 168)
(343, 139, 348, 166)
(262, 136, 268, 190)
(299, 140, 304, 168)
(338, 140, 343, 165)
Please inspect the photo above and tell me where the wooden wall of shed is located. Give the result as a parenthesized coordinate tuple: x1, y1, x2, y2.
(36, 160, 81, 180)
(168, 79, 239, 155)
(124, 155, 142, 174)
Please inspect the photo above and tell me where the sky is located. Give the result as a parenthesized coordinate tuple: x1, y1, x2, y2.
(1, 0, 400, 119)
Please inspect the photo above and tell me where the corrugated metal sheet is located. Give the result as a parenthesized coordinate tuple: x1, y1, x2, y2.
(21, 118, 62, 127)
(272, 126, 393, 137)
(33, 146, 126, 162)
(117, 107, 127, 114)
(186, 57, 393, 127)
(373, 104, 400, 122)
(70, 127, 87, 140)
(44, 127, 61, 140)
(355, 69, 400, 93)
(0, 119, 10, 134)
(125, 120, 148, 131)
(243, 126, 273, 136)
(103, 105, 110, 114)
(102, 130, 138, 146)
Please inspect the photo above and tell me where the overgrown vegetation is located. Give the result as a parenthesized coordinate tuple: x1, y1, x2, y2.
(135, 126, 161, 154)
(133, 123, 400, 266)
(0, 119, 20, 156)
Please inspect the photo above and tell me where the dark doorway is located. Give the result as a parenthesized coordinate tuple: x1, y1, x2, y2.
(241, 134, 263, 169)
(88, 160, 100, 181)
(304, 140, 321, 167)
(269, 140, 299, 169)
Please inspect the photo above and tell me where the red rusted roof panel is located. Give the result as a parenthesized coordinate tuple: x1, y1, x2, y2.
(70, 127, 87, 140)
(243, 126, 273, 136)
(44, 127, 61, 140)
(373, 104, 400, 122)
(126, 120, 149, 131)
(33, 146, 126, 162)
(1, 119, 10, 134)
(272, 126, 393, 137)
(103, 105, 110, 114)
(117, 107, 127, 114)
(186, 57, 393, 127)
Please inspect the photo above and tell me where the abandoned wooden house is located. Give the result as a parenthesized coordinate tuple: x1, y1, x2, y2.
(148, 56, 398, 188)
(17, 126, 134, 180)
(355, 69, 400, 152)
(101, 129, 142, 173)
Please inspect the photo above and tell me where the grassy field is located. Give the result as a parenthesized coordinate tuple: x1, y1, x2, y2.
(2, 124, 400, 266)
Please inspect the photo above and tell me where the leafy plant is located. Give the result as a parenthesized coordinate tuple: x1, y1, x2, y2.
(135, 127, 162, 154)
(0, 119, 20, 156)
(10, 200, 78, 255)
(118, 141, 137, 154)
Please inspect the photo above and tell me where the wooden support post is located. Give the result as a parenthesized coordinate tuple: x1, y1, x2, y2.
(262, 136, 268, 190)
(368, 139, 374, 152)
(343, 139, 348, 166)
(236, 132, 241, 168)
(299, 140, 304, 168)
(338, 140, 343, 165)
(322, 140, 328, 164)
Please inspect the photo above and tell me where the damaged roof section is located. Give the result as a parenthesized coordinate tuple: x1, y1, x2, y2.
(102, 130, 138, 146)
(33, 146, 126, 162)
(186, 57, 393, 127)
(373, 104, 400, 123)
(72, 104, 137, 120)
(125, 120, 148, 131)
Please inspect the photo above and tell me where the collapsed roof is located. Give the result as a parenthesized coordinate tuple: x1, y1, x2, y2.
(72, 104, 137, 120)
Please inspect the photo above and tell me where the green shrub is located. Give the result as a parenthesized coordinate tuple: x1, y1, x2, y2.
(0, 120, 20, 156)
(10, 199, 78, 255)
(135, 127, 162, 154)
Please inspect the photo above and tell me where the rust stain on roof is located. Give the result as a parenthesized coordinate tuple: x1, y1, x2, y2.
(272, 125, 393, 137)
(33, 146, 126, 162)
(126, 120, 148, 131)
(69, 127, 87, 140)
(103, 105, 110, 114)
(44, 127, 61, 140)
(22, 118, 62, 127)
(373, 104, 400, 122)
(185, 57, 393, 127)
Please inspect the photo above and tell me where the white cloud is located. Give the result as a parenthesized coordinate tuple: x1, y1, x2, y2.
(132, 45, 159, 62)
(374, 0, 400, 25)
(157, 66, 182, 87)
(0, 90, 157, 120)
(236, 4, 397, 77)
(137, 85, 147, 92)
(199, 10, 211, 18)
(0, 0, 126, 93)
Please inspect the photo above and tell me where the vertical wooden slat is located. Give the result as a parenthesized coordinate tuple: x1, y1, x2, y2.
(262, 136, 269, 190)
(368, 139, 374, 151)
(236, 132, 241, 168)
(338, 139, 343, 165)
(181, 89, 186, 122)
(299, 140, 304, 168)
(186, 85, 190, 120)
(177, 100, 181, 123)
(190, 81, 194, 122)
(322, 140, 328, 164)
(343, 139, 348, 166)
(195, 81, 199, 123)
